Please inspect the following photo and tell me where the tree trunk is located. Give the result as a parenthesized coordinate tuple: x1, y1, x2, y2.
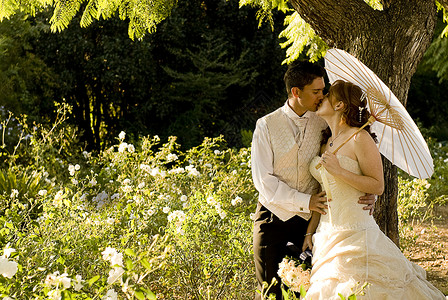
(289, 0, 437, 245)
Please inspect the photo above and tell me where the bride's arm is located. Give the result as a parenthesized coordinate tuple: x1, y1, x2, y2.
(302, 211, 321, 251)
(321, 130, 384, 195)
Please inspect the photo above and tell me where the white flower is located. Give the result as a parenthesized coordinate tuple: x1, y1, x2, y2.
(231, 196, 243, 206)
(121, 185, 133, 193)
(47, 290, 61, 300)
(3, 244, 16, 258)
(204, 163, 212, 168)
(118, 131, 126, 140)
(127, 144, 135, 153)
(107, 267, 124, 285)
(0, 257, 18, 278)
(166, 153, 178, 162)
(218, 210, 227, 219)
(103, 289, 118, 300)
(214, 150, 221, 155)
(122, 178, 131, 185)
(180, 195, 188, 202)
(10, 189, 18, 199)
(206, 196, 216, 206)
(162, 206, 170, 214)
(89, 178, 97, 186)
(110, 253, 123, 267)
(138, 182, 145, 189)
(106, 217, 115, 225)
(93, 191, 109, 203)
(74, 164, 80, 171)
(44, 271, 71, 289)
(73, 274, 83, 291)
(54, 190, 64, 207)
(3, 296, 14, 300)
(168, 210, 186, 223)
(71, 178, 78, 185)
(150, 167, 164, 177)
(140, 164, 152, 173)
(168, 167, 185, 174)
(38, 189, 47, 196)
(121, 277, 130, 293)
(102, 247, 119, 262)
(82, 151, 90, 159)
(185, 165, 200, 176)
(147, 209, 155, 216)
(118, 142, 128, 153)
(68, 164, 76, 176)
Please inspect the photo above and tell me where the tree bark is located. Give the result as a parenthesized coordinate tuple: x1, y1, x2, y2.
(289, 0, 438, 245)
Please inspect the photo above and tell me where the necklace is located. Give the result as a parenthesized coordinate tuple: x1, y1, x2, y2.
(329, 130, 345, 147)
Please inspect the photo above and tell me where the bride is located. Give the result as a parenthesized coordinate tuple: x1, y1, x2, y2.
(303, 80, 446, 299)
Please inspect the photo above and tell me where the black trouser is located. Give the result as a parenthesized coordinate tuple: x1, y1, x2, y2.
(253, 202, 309, 300)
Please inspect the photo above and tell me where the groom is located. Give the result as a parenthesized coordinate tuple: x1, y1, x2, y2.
(251, 61, 376, 299)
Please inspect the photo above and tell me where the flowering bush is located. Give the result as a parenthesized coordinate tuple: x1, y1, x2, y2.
(1, 111, 447, 299)
(0, 119, 257, 298)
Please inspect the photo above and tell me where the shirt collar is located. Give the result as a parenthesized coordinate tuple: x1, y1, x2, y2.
(282, 100, 311, 121)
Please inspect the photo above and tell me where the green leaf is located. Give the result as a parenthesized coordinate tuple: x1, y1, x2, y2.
(87, 275, 100, 286)
(134, 290, 145, 300)
(281, 286, 289, 299)
(146, 290, 157, 300)
(126, 258, 133, 270)
(141, 258, 152, 271)
(300, 284, 307, 296)
(56, 255, 65, 265)
(124, 248, 136, 257)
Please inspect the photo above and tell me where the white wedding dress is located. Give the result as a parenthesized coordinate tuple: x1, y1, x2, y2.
(306, 155, 446, 300)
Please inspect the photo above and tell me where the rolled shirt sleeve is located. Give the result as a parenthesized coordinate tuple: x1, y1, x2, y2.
(251, 118, 311, 221)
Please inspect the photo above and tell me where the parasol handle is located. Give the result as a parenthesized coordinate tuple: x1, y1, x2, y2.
(315, 116, 376, 170)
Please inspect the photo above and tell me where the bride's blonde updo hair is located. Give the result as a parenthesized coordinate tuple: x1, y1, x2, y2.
(321, 80, 377, 145)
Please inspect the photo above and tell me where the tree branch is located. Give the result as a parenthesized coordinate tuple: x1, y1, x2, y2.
(288, 0, 381, 48)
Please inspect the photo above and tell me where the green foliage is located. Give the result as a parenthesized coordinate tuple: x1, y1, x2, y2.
(1, 0, 288, 150)
(278, 12, 328, 64)
(0, 13, 57, 123)
(239, 0, 385, 64)
(397, 177, 432, 226)
(238, 0, 289, 29)
(436, 1, 448, 37)
(1, 105, 448, 298)
(0, 113, 258, 298)
(417, 3, 448, 87)
(0, 0, 178, 40)
(161, 34, 258, 147)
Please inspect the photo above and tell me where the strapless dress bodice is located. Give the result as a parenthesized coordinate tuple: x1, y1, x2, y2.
(309, 155, 376, 230)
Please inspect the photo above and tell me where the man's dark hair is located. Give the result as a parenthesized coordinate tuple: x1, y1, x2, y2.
(284, 60, 325, 96)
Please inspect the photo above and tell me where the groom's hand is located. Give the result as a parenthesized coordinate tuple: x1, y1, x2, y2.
(359, 193, 377, 215)
(309, 191, 328, 215)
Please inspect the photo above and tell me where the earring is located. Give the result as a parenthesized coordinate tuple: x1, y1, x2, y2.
(358, 107, 364, 122)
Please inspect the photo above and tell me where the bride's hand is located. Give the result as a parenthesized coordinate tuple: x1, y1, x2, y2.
(302, 235, 313, 252)
(321, 151, 341, 175)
